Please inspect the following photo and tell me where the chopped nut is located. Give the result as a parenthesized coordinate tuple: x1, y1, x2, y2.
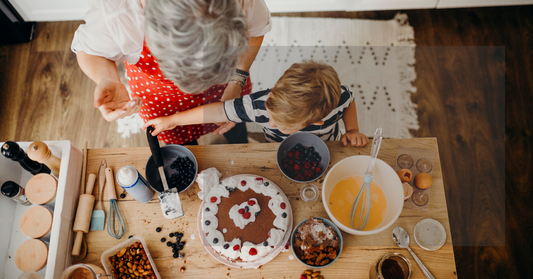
(180, 267, 186, 273)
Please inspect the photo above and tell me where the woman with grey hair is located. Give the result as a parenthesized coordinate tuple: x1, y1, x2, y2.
(72, 0, 271, 144)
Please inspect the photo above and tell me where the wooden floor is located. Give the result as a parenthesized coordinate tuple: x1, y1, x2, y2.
(1, 5, 531, 278)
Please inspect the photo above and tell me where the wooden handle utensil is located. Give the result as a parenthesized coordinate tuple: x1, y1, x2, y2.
(27, 141, 61, 177)
(72, 173, 96, 256)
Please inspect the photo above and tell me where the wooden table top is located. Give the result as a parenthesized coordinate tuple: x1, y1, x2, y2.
(77, 138, 457, 278)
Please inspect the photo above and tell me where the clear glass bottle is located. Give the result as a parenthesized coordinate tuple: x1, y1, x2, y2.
(1, 181, 32, 206)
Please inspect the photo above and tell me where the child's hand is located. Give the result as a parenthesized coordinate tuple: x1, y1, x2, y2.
(341, 129, 369, 147)
(142, 116, 177, 136)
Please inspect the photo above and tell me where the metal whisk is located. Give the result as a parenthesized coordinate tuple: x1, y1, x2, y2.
(350, 127, 383, 230)
(105, 167, 126, 239)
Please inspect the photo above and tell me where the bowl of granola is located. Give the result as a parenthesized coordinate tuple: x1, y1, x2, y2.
(291, 217, 343, 268)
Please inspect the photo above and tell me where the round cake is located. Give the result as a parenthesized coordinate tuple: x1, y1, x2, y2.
(199, 174, 292, 268)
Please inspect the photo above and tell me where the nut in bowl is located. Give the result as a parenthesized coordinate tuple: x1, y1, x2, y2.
(291, 217, 343, 268)
(101, 235, 161, 279)
(277, 133, 330, 183)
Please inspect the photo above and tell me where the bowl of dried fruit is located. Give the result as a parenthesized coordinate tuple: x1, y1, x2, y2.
(277, 133, 330, 183)
(291, 217, 343, 268)
(101, 235, 161, 279)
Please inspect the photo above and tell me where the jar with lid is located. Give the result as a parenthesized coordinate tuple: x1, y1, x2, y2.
(25, 174, 57, 209)
(1, 181, 32, 206)
(61, 263, 106, 279)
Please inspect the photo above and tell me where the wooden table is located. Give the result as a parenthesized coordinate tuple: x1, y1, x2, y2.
(77, 138, 457, 278)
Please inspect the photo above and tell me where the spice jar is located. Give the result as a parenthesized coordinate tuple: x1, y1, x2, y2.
(369, 253, 412, 279)
(60, 263, 106, 279)
(25, 174, 57, 209)
(20, 206, 53, 243)
(15, 239, 48, 272)
(1, 181, 32, 206)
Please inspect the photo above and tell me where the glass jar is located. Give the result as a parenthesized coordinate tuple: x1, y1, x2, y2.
(61, 263, 107, 279)
(369, 253, 412, 279)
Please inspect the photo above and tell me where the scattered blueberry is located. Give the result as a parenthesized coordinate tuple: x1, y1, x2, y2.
(255, 211, 260, 217)
(264, 182, 270, 186)
(223, 244, 230, 249)
(213, 238, 219, 244)
(263, 241, 268, 246)
(169, 233, 174, 237)
(172, 248, 178, 253)
(173, 253, 179, 258)
(172, 243, 178, 248)
(128, 235, 133, 239)
(156, 227, 162, 232)
(161, 237, 166, 242)
(166, 241, 172, 247)
(282, 213, 287, 218)
(205, 207, 210, 212)
(120, 193, 126, 199)
(180, 241, 185, 246)
(205, 220, 211, 226)
(177, 245, 184, 250)
(244, 206, 249, 212)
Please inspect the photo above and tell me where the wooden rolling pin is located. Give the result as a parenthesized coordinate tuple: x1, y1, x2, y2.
(72, 173, 96, 256)
(27, 141, 61, 177)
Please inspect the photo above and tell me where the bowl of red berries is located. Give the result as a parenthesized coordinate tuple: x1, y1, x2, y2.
(277, 133, 330, 183)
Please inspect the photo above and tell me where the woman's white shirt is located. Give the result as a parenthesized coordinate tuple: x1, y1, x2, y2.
(71, 0, 272, 64)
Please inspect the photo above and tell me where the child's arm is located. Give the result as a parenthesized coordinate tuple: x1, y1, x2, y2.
(341, 102, 369, 147)
(142, 102, 228, 136)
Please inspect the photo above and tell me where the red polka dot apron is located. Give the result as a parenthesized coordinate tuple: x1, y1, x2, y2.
(125, 42, 252, 144)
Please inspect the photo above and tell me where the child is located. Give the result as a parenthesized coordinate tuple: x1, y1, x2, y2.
(143, 61, 369, 147)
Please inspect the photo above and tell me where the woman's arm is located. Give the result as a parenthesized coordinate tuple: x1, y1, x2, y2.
(220, 36, 264, 102)
(143, 102, 229, 136)
(77, 52, 141, 121)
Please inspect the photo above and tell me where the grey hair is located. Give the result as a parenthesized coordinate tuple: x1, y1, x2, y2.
(145, 0, 249, 94)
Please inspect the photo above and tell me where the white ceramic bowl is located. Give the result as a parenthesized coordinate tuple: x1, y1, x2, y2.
(322, 155, 403, 235)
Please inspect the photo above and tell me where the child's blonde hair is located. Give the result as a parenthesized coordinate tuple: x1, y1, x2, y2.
(265, 61, 341, 128)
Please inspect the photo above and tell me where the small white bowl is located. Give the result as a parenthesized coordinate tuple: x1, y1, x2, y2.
(322, 155, 404, 235)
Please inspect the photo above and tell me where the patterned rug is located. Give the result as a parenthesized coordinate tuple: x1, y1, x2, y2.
(117, 13, 418, 139)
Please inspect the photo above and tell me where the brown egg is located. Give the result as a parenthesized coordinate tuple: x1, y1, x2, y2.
(415, 173, 433, 189)
(397, 168, 413, 183)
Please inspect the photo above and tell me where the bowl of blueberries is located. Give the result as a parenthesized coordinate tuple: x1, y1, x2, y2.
(145, 144, 198, 193)
(277, 133, 330, 183)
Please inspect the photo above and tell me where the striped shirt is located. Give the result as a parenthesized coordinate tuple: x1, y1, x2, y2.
(224, 85, 355, 142)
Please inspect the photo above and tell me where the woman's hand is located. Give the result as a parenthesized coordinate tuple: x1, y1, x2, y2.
(341, 129, 369, 147)
(94, 78, 142, 122)
(142, 116, 178, 136)
(213, 82, 241, 134)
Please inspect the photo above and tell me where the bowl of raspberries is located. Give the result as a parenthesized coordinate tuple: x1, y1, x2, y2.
(277, 133, 330, 183)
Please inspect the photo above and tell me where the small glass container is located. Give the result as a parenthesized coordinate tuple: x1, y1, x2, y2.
(25, 173, 57, 209)
(300, 184, 319, 202)
(414, 218, 446, 251)
(412, 190, 429, 206)
(15, 239, 48, 272)
(60, 263, 106, 279)
(1, 181, 32, 206)
(369, 253, 412, 279)
(20, 206, 53, 243)
(397, 154, 414, 169)
(416, 158, 433, 173)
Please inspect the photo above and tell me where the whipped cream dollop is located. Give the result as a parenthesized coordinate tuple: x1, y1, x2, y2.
(229, 198, 261, 229)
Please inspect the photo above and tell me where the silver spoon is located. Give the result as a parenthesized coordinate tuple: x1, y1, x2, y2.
(392, 226, 435, 279)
